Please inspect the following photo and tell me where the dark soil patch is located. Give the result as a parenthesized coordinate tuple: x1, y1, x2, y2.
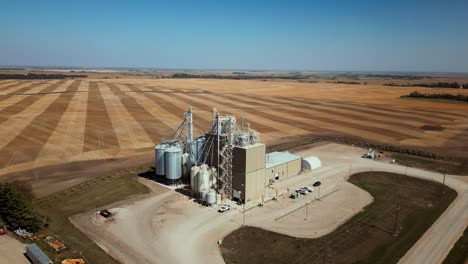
(420, 125, 445, 131)
(221, 171, 456, 264)
(82, 81, 119, 152)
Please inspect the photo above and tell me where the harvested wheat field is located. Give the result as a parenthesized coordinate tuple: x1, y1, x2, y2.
(0, 78, 467, 196)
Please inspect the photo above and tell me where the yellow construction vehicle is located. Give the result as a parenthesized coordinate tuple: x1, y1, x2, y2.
(61, 259, 85, 264)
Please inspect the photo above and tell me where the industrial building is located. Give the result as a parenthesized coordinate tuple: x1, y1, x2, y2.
(154, 106, 320, 204)
(266, 152, 302, 183)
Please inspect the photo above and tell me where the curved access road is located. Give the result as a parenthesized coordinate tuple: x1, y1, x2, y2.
(70, 143, 467, 264)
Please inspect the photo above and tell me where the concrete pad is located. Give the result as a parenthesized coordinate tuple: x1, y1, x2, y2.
(0, 235, 28, 264)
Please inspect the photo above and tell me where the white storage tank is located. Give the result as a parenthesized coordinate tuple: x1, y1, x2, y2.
(190, 166, 200, 195)
(198, 164, 210, 194)
(155, 144, 169, 175)
(200, 190, 207, 202)
(206, 190, 217, 205)
(165, 146, 183, 180)
(182, 153, 190, 176)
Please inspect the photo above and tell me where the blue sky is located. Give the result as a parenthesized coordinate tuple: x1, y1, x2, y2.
(1, 0, 467, 72)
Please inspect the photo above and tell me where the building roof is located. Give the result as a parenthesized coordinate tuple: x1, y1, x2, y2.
(236, 142, 265, 149)
(26, 244, 52, 264)
(302, 156, 321, 170)
(266, 151, 301, 169)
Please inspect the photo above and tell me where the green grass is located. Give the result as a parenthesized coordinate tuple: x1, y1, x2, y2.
(24, 165, 152, 264)
(443, 227, 468, 264)
(221, 172, 456, 264)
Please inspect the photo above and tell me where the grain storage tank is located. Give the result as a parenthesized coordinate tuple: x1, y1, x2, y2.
(165, 146, 182, 180)
(190, 166, 200, 195)
(155, 144, 169, 176)
(200, 190, 207, 202)
(182, 153, 190, 176)
(206, 190, 217, 205)
(198, 164, 210, 194)
(195, 136, 206, 164)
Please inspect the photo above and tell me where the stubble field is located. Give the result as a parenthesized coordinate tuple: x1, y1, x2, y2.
(0, 78, 467, 196)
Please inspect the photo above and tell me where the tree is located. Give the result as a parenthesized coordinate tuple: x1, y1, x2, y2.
(0, 183, 41, 231)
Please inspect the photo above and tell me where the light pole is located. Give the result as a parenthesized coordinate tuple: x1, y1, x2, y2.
(442, 164, 446, 186)
(241, 184, 245, 227)
(317, 185, 321, 201)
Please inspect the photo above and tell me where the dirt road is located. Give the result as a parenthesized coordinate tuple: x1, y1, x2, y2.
(71, 143, 467, 264)
(295, 143, 468, 264)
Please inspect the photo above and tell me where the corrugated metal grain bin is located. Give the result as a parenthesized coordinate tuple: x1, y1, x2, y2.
(26, 244, 52, 264)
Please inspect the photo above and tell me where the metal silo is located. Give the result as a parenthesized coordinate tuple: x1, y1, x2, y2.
(190, 166, 200, 196)
(198, 164, 210, 194)
(155, 144, 169, 176)
(165, 146, 182, 180)
(195, 136, 206, 164)
(206, 190, 217, 205)
(182, 153, 189, 176)
(200, 190, 207, 202)
(209, 167, 217, 189)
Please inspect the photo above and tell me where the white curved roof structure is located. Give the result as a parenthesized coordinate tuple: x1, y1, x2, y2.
(301, 156, 321, 170)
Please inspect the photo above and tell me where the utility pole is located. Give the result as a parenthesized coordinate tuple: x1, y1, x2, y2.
(442, 164, 446, 186)
(305, 203, 308, 220)
(95, 205, 99, 224)
(323, 237, 329, 264)
(394, 191, 400, 236)
(240, 185, 245, 227)
(243, 201, 246, 227)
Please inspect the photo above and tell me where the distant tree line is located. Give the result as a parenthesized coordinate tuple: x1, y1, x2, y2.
(362, 74, 431, 80)
(171, 73, 304, 80)
(0, 73, 87, 79)
(331, 81, 363, 85)
(0, 183, 42, 231)
(385, 82, 467, 89)
(401, 91, 468, 102)
(0, 68, 26, 70)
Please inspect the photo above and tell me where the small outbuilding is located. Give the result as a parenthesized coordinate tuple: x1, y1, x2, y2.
(301, 156, 321, 170)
